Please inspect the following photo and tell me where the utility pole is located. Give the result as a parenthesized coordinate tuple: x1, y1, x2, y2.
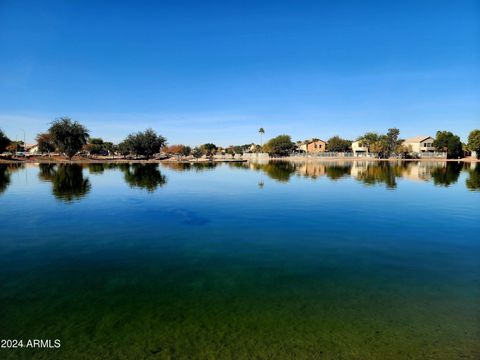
(20, 129, 26, 149)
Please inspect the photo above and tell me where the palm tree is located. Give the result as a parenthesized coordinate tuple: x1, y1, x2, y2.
(259, 128, 265, 147)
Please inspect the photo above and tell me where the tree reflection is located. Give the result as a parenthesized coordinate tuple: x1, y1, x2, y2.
(0, 164, 24, 195)
(466, 163, 480, 191)
(354, 162, 404, 189)
(250, 161, 296, 182)
(38, 164, 91, 202)
(87, 163, 119, 174)
(121, 163, 166, 192)
(161, 162, 219, 172)
(326, 165, 352, 181)
(430, 162, 462, 187)
(0, 165, 11, 195)
(38, 163, 57, 182)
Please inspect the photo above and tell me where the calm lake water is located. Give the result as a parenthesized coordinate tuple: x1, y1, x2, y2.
(0, 161, 479, 360)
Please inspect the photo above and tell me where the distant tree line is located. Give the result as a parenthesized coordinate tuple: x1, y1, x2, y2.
(1, 119, 480, 160)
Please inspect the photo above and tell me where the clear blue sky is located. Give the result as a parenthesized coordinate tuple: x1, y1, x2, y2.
(0, 0, 479, 146)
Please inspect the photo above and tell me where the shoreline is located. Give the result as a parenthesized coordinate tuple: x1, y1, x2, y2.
(0, 156, 478, 164)
(0, 156, 248, 164)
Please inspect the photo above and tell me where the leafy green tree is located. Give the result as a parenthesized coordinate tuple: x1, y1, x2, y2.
(192, 147, 203, 159)
(357, 129, 402, 158)
(432, 131, 463, 159)
(264, 135, 295, 156)
(7, 141, 24, 153)
(357, 132, 382, 157)
(182, 146, 192, 157)
(123, 128, 167, 159)
(356, 132, 380, 150)
(370, 137, 389, 158)
(467, 129, 480, 158)
(0, 129, 11, 152)
(326, 136, 352, 152)
(36, 133, 55, 153)
(85, 138, 107, 155)
(225, 147, 235, 158)
(395, 143, 411, 158)
(233, 146, 244, 154)
(104, 142, 115, 154)
(385, 128, 401, 156)
(116, 141, 130, 158)
(200, 143, 217, 157)
(48, 117, 89, 159)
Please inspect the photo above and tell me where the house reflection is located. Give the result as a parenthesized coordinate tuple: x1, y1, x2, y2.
(246, 160, 466, 189)
(295, 163, 327, 179)
(400, 162, 444, 182)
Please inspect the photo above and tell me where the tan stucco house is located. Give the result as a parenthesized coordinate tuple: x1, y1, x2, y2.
(403, 136, 435, 153)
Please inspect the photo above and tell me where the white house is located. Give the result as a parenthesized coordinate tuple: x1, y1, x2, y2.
(352, 140, 368, 157)
(25, 144, 39, 154)
(297, 142, 308, 152)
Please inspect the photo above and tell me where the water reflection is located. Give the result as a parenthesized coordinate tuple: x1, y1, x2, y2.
(119, 164, 166, 192)
(466, 163, 480, 190)
(38, 164, 91, 202)
(430, 162, 463, 187)
(0, 164, 24, 195)
(2, 160, 478, 202)
(87, 163, 119, 174)
(352, 162, 405, 189)
(249, 161, 296, 182)
(325, 165, 351, 181)
(245, 160, 473, 190)
(0, 166, 9, 194)
(161, 162, 218, 172)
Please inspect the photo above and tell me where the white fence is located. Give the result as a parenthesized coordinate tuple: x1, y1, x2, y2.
(416, 152, 447, 158)
(241, 153, 270, 160)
